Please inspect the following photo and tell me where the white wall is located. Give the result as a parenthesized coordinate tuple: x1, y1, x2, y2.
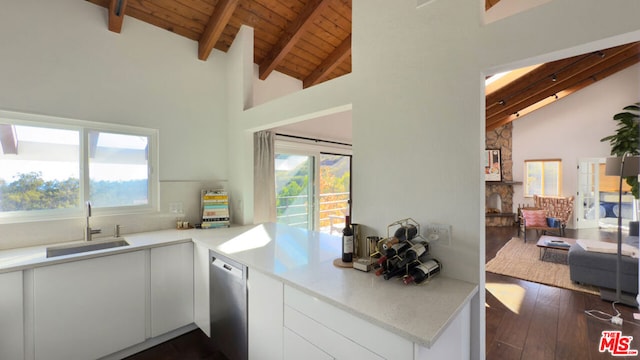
(0, 0, 230, 248)
(512, 63, 640, 228)
(225, 1, 640, 358)
(273, 110, 353, 144)
(252, 65, 302, 107)
(0, 0, 230, 182)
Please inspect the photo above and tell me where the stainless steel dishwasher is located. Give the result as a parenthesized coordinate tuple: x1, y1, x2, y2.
(210, 250, 248, 360)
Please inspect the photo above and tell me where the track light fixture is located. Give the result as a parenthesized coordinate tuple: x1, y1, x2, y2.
(498, 100, 506, 106)
(551, 74, 557, 82)
(597, 51, 605, 58)
(515, 112, 520, 117)
(553, 94, 558, 99)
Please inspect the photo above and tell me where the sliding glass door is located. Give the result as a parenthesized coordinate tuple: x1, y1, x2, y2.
(275, 143, 351, 234)
(275, 153, 314, 230)
(319, 153, 351, 234)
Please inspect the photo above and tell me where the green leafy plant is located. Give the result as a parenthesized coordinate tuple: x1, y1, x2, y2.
(600, 102, 639, 199)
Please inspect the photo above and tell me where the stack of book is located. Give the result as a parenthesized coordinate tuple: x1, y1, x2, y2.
(545, 238, 570, 247)
(201, 190, 230, 229)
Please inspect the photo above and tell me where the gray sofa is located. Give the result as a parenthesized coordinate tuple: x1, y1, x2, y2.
(568, 236, 638, 294)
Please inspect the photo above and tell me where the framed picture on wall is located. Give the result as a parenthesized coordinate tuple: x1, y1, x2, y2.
(485, 149, 502, 181)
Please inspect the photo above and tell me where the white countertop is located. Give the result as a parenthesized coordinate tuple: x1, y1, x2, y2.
(0, 222, 477, 348)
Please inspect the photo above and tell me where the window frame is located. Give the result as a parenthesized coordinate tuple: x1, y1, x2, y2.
(524, 158, 562, 198)
(0, 109, 159, 223)
(275, 137, 352, 232)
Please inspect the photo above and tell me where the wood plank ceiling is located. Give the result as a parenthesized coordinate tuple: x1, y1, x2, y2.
(87, 0, 353, 89)
(486, 42, 640, 131)
(85, 0, 638, 131)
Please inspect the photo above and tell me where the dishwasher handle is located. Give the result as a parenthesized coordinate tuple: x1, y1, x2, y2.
(211, 257, 244, 279)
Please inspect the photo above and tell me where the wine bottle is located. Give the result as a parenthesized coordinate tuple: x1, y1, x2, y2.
(403, 259, 441, 285)
(341, 215, 353, 262)
(382, 224, 418, 250)
(375, 256, 400, 276)
(383, 260, 418, 280)
(376, 241, 410, 265)
(395, 242, 429, 269)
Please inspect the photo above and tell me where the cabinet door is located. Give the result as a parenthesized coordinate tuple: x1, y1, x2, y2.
(284, 285, 404, 360)
(150, 242, 194, 337)
(284, 328, 333, 360)
(34, 251, 146, 360)
(414, 302, 471, 360)
(0, 271, 23, 360)
(248, 269, 283, 360)
(193, 241, 211, 336)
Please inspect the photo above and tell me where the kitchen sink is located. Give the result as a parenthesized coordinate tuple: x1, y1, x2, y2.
(46, 238, 130, 258)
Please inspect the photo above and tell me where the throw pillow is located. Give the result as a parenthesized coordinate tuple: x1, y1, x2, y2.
(522, 209, 547, 227)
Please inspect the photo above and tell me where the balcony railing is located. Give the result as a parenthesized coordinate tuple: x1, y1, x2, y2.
(276, 192, 349, 233)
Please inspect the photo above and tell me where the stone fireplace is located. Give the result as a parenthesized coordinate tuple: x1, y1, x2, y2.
(485, 124, 519, 227)
(486, 192, 502, 213)
(485, 183, 516, 226)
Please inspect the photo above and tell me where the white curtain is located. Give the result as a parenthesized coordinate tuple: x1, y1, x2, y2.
(253, 130, 277, 223)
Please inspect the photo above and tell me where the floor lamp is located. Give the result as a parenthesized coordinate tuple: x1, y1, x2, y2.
(603, 154, 640, 306)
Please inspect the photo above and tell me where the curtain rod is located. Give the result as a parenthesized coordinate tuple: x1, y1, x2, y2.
(275, 133, 352, 147)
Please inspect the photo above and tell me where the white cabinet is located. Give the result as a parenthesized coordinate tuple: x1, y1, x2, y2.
(33, 251, 146, 360)
(248, 269, 283, 360)
(284, 304, 384, 360)
(150, 242, 194, 337)
(0, 271, 23, 360)
(193, 241, 211, 336)
(414, 302, 471, 360)
(283, 327, 333, 360)
(284, 285, 412, 360)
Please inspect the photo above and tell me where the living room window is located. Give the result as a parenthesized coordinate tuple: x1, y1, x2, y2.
(0, 110, 158, 222)
(524, 159, 562, 197)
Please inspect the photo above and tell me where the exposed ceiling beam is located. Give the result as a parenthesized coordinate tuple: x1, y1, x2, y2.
(259, 0, 331, 80)
(198, 0, 239, 61)
(303, 34, 351, 88)
(486, 43, 640, 130)
(487, 43, 634, 123)
(0, 124, 17, 155)
(108, 0, 128, 33)
(486, 53, 595, 114)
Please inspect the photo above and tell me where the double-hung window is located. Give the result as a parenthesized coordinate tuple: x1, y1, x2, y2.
(0, 110, 158, 222)
(524, 159, 562, 197)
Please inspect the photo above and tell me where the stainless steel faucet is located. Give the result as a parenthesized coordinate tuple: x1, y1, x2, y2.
(85, 202, 101, 241)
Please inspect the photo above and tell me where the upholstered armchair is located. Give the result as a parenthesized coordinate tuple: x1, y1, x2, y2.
(517, 206, 563, 242)
(533, 195, 574, 235)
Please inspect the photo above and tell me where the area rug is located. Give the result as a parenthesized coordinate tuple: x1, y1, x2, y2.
(486, 237, 599, 295)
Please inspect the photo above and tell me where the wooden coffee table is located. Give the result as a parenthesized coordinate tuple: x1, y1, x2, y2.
(536, 235, 576, 261)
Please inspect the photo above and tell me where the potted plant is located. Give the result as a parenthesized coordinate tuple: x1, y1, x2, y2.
(601, 102, 639, 232)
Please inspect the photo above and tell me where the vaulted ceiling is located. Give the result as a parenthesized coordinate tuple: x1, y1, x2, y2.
(87, 0, 352, 89)
(486, 41, 640, 131)
(85, 0, 638, 132)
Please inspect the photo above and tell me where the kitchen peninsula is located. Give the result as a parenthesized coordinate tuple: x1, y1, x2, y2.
(0, 223, 477, 359)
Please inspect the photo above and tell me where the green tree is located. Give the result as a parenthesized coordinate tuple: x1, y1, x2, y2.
(0, 172, 80, 211)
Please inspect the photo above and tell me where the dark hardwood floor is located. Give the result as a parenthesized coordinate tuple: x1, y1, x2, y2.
(127, 226, 639, 360)
(123, 329, 227, 360)
(486, 225, 640, 360)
